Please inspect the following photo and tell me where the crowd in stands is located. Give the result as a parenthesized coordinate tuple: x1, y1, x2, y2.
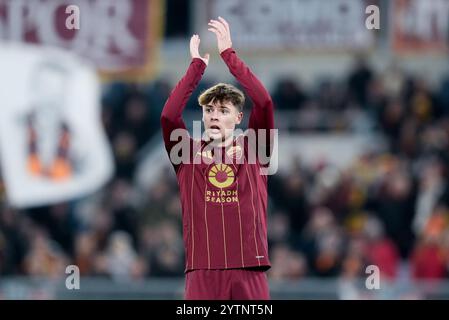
(1, 56, 449, 292)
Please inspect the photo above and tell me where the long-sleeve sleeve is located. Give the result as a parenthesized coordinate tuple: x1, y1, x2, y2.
(161, 58, 206, 154)
(220, 48, 275, 153)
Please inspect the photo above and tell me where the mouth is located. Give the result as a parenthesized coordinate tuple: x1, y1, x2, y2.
(209, 125, 221, 133)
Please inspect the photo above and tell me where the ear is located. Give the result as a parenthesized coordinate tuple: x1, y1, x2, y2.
(236, 112, 243, 125)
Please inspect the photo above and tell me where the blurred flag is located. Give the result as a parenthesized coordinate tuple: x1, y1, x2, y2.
(195, 0, 377, 51)
(0, 0, 163, 81)
(392, 0, 449, 53)
(0, 43, 114, 208)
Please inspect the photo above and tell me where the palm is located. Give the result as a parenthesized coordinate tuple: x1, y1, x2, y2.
(190, 35, 209, 65)
(208, 16, 232, 54)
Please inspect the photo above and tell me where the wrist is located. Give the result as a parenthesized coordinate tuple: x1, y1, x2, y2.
(220, 47, 234, 56)
(192, 57, 207, 67)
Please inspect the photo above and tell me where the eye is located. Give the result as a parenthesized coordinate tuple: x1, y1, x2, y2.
(221, 109, 229, 114)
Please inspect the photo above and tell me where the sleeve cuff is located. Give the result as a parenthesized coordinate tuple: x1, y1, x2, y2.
(220, 47, 235, 59)
(192, 58, 207, 68)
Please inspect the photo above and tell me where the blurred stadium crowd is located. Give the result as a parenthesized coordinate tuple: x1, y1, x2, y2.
(1, 55, 449, 290)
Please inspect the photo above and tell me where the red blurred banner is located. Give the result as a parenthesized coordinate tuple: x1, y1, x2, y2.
(0, 0, 163, 81)
(392, 0, 449, 53)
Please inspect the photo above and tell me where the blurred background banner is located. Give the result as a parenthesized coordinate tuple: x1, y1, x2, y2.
(0, 0, 163, 81)
(392, 0, 449, 53)
(195, 0, 377, 51)
(0, 44, 114, 208)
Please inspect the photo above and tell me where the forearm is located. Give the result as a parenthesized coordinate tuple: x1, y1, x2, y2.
(161, 58, 206, 124)
(221, 48, 274, 130)
(161, 58, 206, 146)
(220, 48, 272, 109)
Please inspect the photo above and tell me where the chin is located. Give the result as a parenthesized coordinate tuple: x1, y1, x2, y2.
(208, 133, 223, 141)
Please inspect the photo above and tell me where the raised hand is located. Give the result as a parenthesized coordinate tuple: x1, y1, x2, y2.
(208, 16, 232, 54)
(190, 34, 209, 66)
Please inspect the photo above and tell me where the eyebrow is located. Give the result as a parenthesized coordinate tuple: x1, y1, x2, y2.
(205, 104, 230, 109)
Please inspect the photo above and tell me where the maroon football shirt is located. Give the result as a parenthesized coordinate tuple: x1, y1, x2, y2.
(161, 48, 274, 272)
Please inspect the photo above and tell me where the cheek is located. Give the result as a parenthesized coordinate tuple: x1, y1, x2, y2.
(222, 115, 237, 128)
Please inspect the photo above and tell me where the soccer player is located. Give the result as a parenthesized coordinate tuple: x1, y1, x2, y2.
(161, 17, 275, 300)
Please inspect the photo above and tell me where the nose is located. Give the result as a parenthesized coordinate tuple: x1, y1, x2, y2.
(210, 109, 219, 120)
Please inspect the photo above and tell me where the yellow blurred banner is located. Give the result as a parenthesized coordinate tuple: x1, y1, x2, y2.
(0, 0, 164, 82)
(392, 0, 449, 53)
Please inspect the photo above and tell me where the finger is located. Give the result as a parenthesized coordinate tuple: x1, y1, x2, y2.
(204, 53, 210, 61)
(190, 36, 199, 56)
(208, 27, 222, 38)
(211, 21, 227, 36)
(218, 16, 230, 34)
(191, 41, 199, 50)
(209, 20, 227, 35)
(207, 22, 223, 34)
(214, 19, 228, 35)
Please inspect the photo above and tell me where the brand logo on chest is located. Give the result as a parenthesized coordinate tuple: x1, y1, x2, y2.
(207, 164, 235, 188)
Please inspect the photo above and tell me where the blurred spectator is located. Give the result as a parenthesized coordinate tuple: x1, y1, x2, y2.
(105, 231, 145, 281)
(438, 75, 449, 116)
(108, 179, 140, 247)
(373, 166, 416, 258)
(406, 78, 436, 124)
(23, 226, 68, 278)
(411, 232, 447, 280)
(122, 92, 154, 149)
(146, 78, 171, 117)
(112, 131, 137, 180)
(379, 98, 405, 151)
(73, 230, 97, 275)
(411, 205, 448, 280)
(0, 206, 26, 275)
(300, 207, 343, 277)
(363, 215, 400, 280)
(147, 220, 184, 277)
(347, 54, 374, 107)
(267, 211, 290, 246)
(272, 77, 307, 110)
(382, 61, 405, 98)
(25, 204, 77, 256)
(269, 244, 307, 280)
(413, 159, 447, 236)
(2, 55, 449, 288)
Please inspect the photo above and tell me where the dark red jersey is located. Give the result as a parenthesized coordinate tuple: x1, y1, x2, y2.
(161, 48, 275, 272)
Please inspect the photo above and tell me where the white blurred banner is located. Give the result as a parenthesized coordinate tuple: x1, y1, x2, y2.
(195, 0, 376, 51)
(0, 44, 114, 208)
